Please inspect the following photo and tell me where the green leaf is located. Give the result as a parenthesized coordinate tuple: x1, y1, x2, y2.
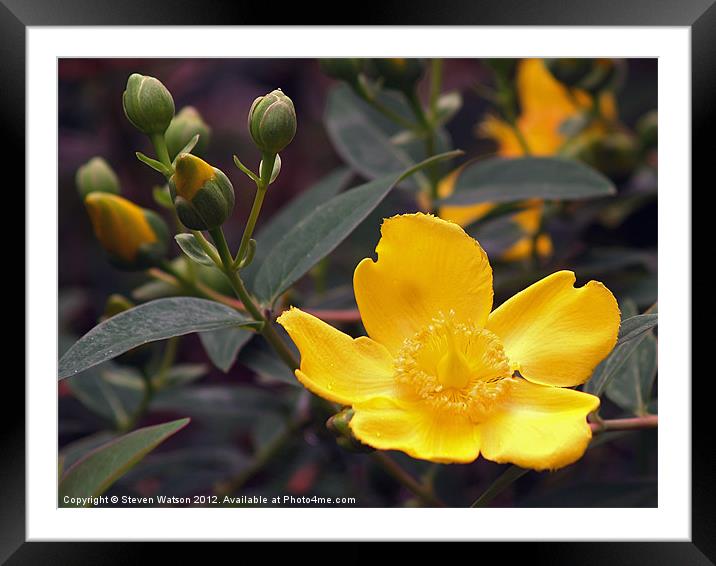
(252, 151, 461, 305)
(199, 327, 254, 373)
(152, 184, 174, 209)
(66, 364, 144, 429)
(59, 298, 260, 379)
(605, 332, 657, 415)
(136, 151, 173, 177)
(324, 84, 452, 189)
(58, 418, 190, 506)
(152, 385, 290, 422)
(175, 233, 217, 267)
(440, 157, 615, 206)
(616, 313, 659, 345)
(242, 168, 353, 289)
(239, 339, 299, 387)
(584, 313, 659, 397)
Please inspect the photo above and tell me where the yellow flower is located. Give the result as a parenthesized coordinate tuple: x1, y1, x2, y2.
(277, 213, 620, 469)
(439, 58, 616, 261)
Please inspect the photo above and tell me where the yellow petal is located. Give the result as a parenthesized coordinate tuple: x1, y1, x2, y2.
(84, 193, 157, 262)
(350, 397, 481, 463)
(276, 307, 395, 405)
(486, 271, 620, 387)
(354, 213, 493, 354)
(479, 378, 599, 470)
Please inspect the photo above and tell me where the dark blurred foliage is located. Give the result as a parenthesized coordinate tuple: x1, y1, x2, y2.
(59, 59, 657, 508)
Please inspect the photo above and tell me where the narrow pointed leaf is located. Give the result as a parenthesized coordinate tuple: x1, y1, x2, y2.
(441, 157, 615, 206)
(59, 298, 260, 379)
(59, 418, 190, 506)
(136, 151, 173, 177)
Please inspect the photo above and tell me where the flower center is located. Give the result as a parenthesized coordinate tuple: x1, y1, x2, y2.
(394, 311, 513, 421)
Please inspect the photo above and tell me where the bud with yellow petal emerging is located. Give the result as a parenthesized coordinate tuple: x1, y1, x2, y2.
(169, 153, 235, 230)
(165, 106, 211, 161)
(76, 157, 121, 199)
(373, 58, 425, 94)
(84, 193, 169, 270)
(122, 73, 175, 136)
(248, 89, 297, 155)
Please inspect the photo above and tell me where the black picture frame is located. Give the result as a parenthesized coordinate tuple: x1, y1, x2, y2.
(9, 0, 704, 562)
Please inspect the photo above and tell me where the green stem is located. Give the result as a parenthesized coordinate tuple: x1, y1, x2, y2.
(372, 452, 446, 507)
(153, 336, 179, 389)
(190, 230, 222, 266)
(122, 371, 155, 433)
(150, 133, 173, 172)
(429, 59, 443, 121)
(209, 227, 299, 371)
(407, 91, 439, 202)
(235, 153, 273, 266)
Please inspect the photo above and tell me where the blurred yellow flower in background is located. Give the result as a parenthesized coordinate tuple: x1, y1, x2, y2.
(439, 58, 616, 261)
(278, 213, 620, 469)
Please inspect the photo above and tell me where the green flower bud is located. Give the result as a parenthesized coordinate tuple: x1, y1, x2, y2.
(76, 157, 121, 199)
(636, 110, 658, 151)
(326, 408, 374, 453)
(319, 58, 364, 84)
(84, 193, 169, 270)
(373, 58, 425, 93)
(248, 89, 297, 154)
(169, 153, 235, 230)
(122, 73, 175, 135)
(566, 131, 639, 179)
(165, 106, 211, 161)
(326, 408, 354, 437)
(544, 59, 593, 88)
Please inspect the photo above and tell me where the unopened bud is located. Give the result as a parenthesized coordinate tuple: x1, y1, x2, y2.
(76, 157, 120, 199)
(84, 193, 169, 270)
(373, 58, 425, 93)
(248, 89, 297, 154)
(165, 106, 211, 161)
(169, 153, 235, 230)
(319, 58, 364, 85)
(122, 73, 175, 135)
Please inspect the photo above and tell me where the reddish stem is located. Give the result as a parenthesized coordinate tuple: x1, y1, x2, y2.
(590, 415, 658, 434)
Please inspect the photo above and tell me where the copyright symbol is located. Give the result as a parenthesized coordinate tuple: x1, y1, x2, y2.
(111, 496, 118, 503)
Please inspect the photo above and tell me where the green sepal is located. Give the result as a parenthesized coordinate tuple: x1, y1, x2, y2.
(152, 184, 174, 209)
(136, 151, 173, 178)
